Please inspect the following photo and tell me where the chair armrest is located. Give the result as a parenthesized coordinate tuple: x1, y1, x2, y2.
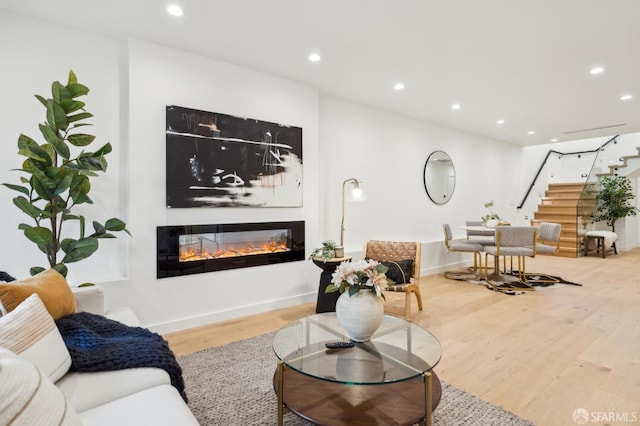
(72, 285, 105, 315)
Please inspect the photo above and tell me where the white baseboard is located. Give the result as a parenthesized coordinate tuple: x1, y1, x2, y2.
(148, 292, 317, 335)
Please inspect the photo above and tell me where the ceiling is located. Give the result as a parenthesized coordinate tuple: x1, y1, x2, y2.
(2, 0, 640, 146)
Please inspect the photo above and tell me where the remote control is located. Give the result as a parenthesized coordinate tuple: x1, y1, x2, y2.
(325, 341, 355, 349)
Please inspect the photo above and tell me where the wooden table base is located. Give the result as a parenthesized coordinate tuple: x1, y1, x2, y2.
(273, 367, 442, 426)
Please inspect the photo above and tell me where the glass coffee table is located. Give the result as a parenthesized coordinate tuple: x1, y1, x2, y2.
(272, 313, 442, 426)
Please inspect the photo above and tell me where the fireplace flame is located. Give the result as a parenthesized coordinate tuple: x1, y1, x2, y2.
(179, 241, 288, 262)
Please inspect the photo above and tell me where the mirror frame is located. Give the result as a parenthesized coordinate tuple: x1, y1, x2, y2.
(423, 150, 456, 205)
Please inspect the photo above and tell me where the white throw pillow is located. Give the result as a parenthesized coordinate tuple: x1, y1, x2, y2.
(0, 293, 71, 382)
(0, 346, 81, 426)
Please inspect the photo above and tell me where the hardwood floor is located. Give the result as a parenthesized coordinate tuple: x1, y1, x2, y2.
(165, 248, 640, 426)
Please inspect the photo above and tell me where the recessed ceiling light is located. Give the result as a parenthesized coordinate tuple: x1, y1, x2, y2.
(451, 103, 461, 110)
(589, 66, 604, 75)
(551, 138, 558, 142)
(620, 94, 633, 101)
(496, 119, 505, 125)
(393, 82, 405, 91)
(527, 130, 535, 135)
(167, 4, 184, 16)
(308, 53, 321, 62)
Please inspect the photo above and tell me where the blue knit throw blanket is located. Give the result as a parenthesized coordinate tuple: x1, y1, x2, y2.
(56, 312, 187, 402)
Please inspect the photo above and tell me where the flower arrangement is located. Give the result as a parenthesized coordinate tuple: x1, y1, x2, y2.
(325, 259, 392, 300)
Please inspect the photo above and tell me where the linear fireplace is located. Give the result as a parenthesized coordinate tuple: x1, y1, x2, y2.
(157, 221, 305, 278)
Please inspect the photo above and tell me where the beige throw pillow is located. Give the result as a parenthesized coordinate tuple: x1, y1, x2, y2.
(0, 269, 76, 319)
(0, 293, 72, 382)
(0, 346, 81, 426)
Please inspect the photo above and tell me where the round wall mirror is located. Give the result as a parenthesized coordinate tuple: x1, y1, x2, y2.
(423, 151, 455, 204)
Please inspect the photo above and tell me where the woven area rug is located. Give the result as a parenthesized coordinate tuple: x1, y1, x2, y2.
(178, 332, 534, 425)
(444, 269, 581, 295)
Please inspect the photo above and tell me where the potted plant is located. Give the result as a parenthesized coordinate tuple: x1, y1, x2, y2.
(591, 176, 638, 232)
(481, 200, 501, 228)
(309, 240, 339, 261)
(2, 70, 130, 278)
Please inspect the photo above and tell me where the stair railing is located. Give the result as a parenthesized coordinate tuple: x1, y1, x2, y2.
(517, 135, 619, 210)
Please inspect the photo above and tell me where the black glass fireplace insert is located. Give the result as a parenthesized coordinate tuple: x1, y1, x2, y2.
(157, 221, 305, 278)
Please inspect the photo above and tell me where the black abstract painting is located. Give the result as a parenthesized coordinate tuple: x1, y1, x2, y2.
(166, 106, 303, 208)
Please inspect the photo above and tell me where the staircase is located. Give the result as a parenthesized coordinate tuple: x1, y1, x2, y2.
(531, 183, 594, 258)
(595, 146, 640, 178)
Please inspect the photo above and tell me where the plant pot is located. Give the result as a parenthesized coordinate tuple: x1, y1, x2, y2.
(335, 291, 384, 342)
(484, 219, 500, 228)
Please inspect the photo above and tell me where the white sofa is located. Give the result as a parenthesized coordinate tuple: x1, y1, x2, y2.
(0, 282, 199, 426)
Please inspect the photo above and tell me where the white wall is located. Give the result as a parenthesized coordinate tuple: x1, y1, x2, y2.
(0, 12, 125, 283)
(317, 96, 523, 275)
(119, 40, 321, 332)
(0, 13, 320, 333)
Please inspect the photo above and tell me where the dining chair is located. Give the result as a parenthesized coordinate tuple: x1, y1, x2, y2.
(362, 240, 422, 320)
(443, 224, 485, 274)
(484, 226, 537, 282)
(534, 222, 561, 254)
(465, 220, 495, 246)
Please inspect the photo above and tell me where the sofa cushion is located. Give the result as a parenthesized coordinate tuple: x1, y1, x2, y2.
(57, 367, 171, 412)
(79, 385, 199, 426)
(0, 346, 81, 426)
(0, 293, 71, 382)
(0, 269, 76, 319)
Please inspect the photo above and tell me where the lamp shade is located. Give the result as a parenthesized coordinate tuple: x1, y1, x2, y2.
(346, 180, 366, 202)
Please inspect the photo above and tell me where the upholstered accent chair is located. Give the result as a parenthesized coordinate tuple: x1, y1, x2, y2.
(484, 226, 537, 281)
(363, 240, 422, 320)
(443, 224, 485, 273)
(535, 222, 562, 254)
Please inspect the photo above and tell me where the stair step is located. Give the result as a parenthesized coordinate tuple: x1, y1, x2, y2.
(548, 182, 585, 191)
(537, 205, 577, 214)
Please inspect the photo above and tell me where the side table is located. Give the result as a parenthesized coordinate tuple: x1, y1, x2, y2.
(312, 256, 351, 313)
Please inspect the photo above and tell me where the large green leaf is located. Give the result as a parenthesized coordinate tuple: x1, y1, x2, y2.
(46, 99, 68, 131)
(39, 124, 69, 159)
(60, 238, 75, 254)
(69, 174, 91, 204)
(61, 237, 99, 263)
(77, 154, 107, 172)
(105, 218, 131, 236)
(24, 226, 53, 247)
(67, 112, 93, 124)
(52, 264, 68, 278)
(3, 183, 29, 196)
(30, 169, 54, 200)
(92, 221, 106, 235)
(30, 266, 46, 276)
(18, 223, 33, 231)
(17, 134, 50, 164)
(67, 70, 78, 85)
(13, 196, 42, 219)
(60, 99, 85, 114)
(46, 167, 73, 196)
(35, 95, 48, 107)
(67, 134, 95, 147)
(94, 143, 113, 156)
(67, 83, 89, 98)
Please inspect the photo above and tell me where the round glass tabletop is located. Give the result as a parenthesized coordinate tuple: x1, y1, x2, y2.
(272, 313, 442, 385)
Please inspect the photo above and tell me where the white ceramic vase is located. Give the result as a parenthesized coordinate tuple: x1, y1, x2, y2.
(485, 219, 500, 228)
(335, 290, 384, 342)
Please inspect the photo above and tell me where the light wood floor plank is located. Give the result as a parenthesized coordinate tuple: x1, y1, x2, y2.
(165, 248, 640, 425)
